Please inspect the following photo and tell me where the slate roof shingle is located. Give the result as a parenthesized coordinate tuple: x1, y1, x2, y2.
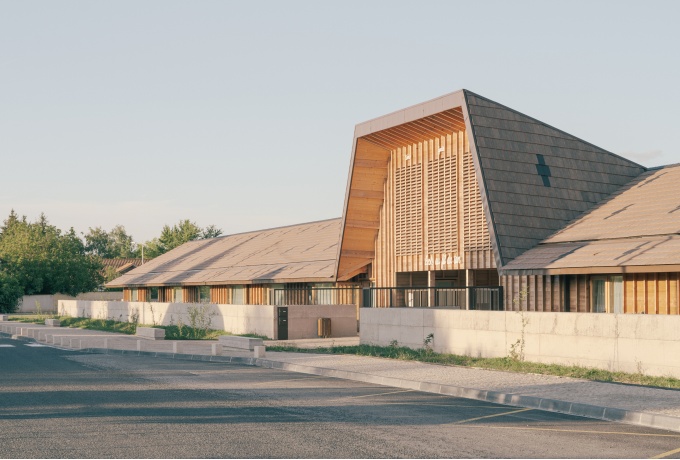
(501, 164, 680, 274)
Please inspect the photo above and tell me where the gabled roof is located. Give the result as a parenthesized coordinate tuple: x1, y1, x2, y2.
(464, 91, 645, 266)
(336, 89, 646, 279)
(501, 164, 680, 275)
(101, 258, 146, 273)
(107, 218, 341, 287)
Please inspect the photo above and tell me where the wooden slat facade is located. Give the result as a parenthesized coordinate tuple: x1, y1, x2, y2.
(500, 272, 680, 314)
(371, 129, 495, 287)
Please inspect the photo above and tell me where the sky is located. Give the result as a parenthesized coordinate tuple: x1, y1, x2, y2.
(1, 0, 679, 243)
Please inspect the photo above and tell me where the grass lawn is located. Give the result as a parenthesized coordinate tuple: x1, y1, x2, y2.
(266, 342, 680, 390)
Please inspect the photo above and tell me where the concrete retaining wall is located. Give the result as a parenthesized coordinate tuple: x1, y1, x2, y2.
(58, 300, 357, 340)
(20, 294, 75, 312)
(76, 292, 124, 301)
(360, 308, 680, 379)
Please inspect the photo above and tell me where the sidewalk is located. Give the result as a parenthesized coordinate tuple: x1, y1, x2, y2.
(2, 320, 679, 434)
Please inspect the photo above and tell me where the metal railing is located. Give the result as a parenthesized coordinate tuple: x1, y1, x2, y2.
(271, 287, 360, 306)
(361, 286, 504, 310)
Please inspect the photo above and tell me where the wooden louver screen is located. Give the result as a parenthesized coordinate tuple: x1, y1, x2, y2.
(395, 163, 423, 256)
(427, 155, 457, 253)
(463, 149, 491, 251)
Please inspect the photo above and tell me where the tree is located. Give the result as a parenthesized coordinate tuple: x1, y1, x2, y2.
(0, 212, 103, 297)
(143, 219, 223, 258)
(83, 225, 137, 258)
(0, 271, 22, 314)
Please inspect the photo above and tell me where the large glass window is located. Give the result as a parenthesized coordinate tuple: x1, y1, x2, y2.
(592, 278, 606, 313)
(173, 287, 183, 303)
(199, 286, 210, 303)
(131, 289, 139, 302)
(232, 286, 244, 304)
(591, 276, 623, 313)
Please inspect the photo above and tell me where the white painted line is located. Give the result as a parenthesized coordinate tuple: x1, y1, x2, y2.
(0, 344, 15, 347)
(25, 343, 48, 347)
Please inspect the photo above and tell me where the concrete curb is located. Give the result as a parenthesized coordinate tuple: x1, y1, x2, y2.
(247, 358, 680, 434)
(75, 346, 680, 434)
(4, 330, 679, 434)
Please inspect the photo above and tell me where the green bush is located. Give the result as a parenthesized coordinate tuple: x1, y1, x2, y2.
(0, 272, 22, 313)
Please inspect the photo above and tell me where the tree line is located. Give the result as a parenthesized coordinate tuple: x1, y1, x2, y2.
(0, 210, 222, 313)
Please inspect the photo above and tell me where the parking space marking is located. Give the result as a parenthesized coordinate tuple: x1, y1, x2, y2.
(455, 408, 533, 424)
(248, 376, 326, 386)
(0, 344, 15, 347)
(333, 389, 415, 401)
(384, 402, 511, 409)
(25, 344, 47, 347)
(462, 425, 680, 439)
(651, 446, 680, 458)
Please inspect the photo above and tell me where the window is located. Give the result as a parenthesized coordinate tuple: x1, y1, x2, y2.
(173, 287, 183, 303)
(131, 289, 138, 302)
(232, 286, 244, 304)
(591, 276, 623, 313)
(199, 286, 210, 303)
(149, 287, 159, 302)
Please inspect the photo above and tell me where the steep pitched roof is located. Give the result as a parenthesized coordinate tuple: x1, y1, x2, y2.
(463, 90, 645, 266)
(501, 164, 680, 274)
(336, 89, 646, 279)
(107, 218, 341, 287)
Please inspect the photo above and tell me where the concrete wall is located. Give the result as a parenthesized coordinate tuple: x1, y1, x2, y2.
(285, 304, 357, 339)
(58, 300, 358, 340)
(360, 308, 680, 379)
(20, 294, 75, 312)
(76, 292, 124, 301)
(17, 292, 122, 312)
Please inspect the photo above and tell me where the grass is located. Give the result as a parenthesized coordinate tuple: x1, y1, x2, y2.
(11, 313, 679, 389)
(8, 314, 269, 341)
(266, 343, 680, 390)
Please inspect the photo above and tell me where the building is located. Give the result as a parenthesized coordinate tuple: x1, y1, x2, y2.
(502, 163, 680, 314)
(337, 89, 679, 314)
(107, 218, 358, 306)
(111, 89, 680, 316)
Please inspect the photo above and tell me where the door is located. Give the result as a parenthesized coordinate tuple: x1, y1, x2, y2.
(277, 307, 288, 340)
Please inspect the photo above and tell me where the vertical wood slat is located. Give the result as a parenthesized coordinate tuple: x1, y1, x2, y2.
(374, 127, 498, 289)
(182, 287, 198, 303)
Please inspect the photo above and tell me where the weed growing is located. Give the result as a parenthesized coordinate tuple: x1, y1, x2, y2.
(265, 343, 680, 390)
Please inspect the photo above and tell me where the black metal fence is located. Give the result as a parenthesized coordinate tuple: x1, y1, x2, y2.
(271, 287, 360, 306)
(361, 286, 504, 310)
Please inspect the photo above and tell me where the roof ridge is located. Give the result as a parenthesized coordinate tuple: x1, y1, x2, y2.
(463, 89, 646, 171)
(210, 217, 342, 240)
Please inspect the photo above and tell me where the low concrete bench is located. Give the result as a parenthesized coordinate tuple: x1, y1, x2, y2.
(218, 335, 263, 351)
(0, 314, 8, 321)
(45, 319, 60, 327)
(136, 327, 165, 340)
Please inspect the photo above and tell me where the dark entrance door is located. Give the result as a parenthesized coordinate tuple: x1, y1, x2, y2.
(277, 307, 288, 340)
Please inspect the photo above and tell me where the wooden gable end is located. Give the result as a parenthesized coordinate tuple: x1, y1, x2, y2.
(337, 97, 496, 284)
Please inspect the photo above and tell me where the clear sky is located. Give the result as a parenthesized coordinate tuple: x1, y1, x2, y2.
(1, 0, 679, 242)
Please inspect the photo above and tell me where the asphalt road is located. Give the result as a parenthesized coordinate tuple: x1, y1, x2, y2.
(1, 335, 680, 459)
